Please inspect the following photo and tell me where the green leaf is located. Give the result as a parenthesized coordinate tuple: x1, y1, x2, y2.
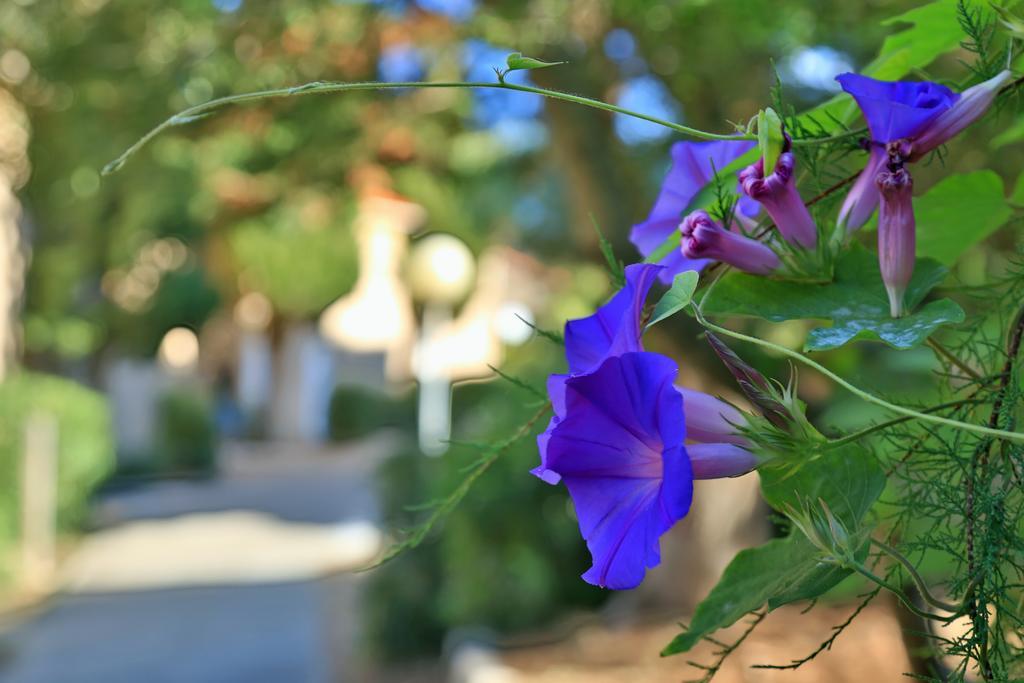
(1012, 172, 1024, 206)
(805, 298, 964, 351)
(759, 445, 886, 530)
(760, 444, 885, 607)
(991, 113, 1024, 149)
(504, 52, 566, 73)
(646, 271, 698, 329)
(702, 245, 965, 351)
(593, 217, 626, 289)
(799, 0, 989, 134)
(868, 0, 985, 79)
(757, 108, 784, 176)
(991, 3, 1024, 38)
(661, 535, 827, 655)
(662, 446, 884, 655)
(913, 171, 1011, 265)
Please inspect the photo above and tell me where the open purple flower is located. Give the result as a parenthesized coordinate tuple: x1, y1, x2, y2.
(836, 71, 1008, 231)
(630, 140, 758, 283)
(534, 262, 664, 483)
(836, 74, 959, 143)
(542, 352, 693, 589)
(835, 74, 956, 232)
(534, 262, 759, 589)
(680, 210, 780, 275)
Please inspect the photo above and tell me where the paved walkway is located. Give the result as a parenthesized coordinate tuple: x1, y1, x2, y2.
(0, 434, 400, 683)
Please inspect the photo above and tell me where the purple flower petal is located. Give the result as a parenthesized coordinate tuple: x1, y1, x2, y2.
(876, 165, 915, 318)
(911, 70, 1012, 159)
(678, 387, 749, 445)
(541, 352, 693, 590)
(837, 147, 886, 232)
(687, 443, 758, 479)
(563, 263, 662, 374)
(836, 73, 959, 143)
(533, 373, 569, 484)
(630, 140, 757, 283)
(739, 152, 817, 249)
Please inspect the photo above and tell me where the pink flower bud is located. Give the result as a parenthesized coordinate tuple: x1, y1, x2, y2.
(680, 211, 780, 275)
(876, 165, 915, 318)
(739, 152, 818, 249)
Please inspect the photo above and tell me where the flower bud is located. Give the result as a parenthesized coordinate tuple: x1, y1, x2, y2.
(739, 152, 817, 249)
(837, 147, 885, 232)
(687, 443, 759, 479)
(785, 498, 853, 562)
(910, 70, 1012, 160)
(703, 332, 793, 430)
(876, 164, 915, 318)
(678, 387, 749, 445)
(680, 210, 780, 275)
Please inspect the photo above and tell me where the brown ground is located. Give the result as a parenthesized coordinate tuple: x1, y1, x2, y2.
(371, 600, 916, 683)
(498, 601, 910, 683)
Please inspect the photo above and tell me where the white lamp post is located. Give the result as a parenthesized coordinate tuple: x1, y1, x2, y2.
(407, 234, 476, 455)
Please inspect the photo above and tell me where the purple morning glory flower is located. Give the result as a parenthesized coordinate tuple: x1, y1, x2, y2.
(541, 351, 693, 589)
(836, 71, 1008, 232)
(680, 210, 780, 275)
(836, 74, 960, 143)
(630, 140, 758, 283)
(534, 262, 758, 589)
(835, 74, 956, 232)
(534, 262, 663, 483)
(688, 443, 759, 480)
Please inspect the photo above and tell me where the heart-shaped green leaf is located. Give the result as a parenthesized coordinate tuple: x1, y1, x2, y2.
(646, 271, 699, 329)
(662, 445, 884, 655)
(702, 245, 964, 351)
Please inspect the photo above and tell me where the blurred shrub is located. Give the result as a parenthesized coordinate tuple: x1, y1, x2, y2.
(0, 373, 114, 551)
(110, 266, 220, 357)
(366, 348, 606, 660)
(327, 386, 413, 441)
(154, 389, 218, 475)
(230, 220, 358, 319)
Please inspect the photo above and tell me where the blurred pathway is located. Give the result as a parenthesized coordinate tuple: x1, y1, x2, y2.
(0, 433, 402, 683)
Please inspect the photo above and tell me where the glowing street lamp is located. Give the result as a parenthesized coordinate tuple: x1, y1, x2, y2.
(408, 233, 476, 455)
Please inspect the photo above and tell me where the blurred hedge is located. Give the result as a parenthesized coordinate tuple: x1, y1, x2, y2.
(327, 386, 414, 441)
(154, 389, 218, 475)
(0, 372, 114, 558)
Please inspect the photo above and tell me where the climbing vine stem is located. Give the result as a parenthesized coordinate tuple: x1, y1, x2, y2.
(690, 306, 1024, 445)
(103, 78, 865, 175)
